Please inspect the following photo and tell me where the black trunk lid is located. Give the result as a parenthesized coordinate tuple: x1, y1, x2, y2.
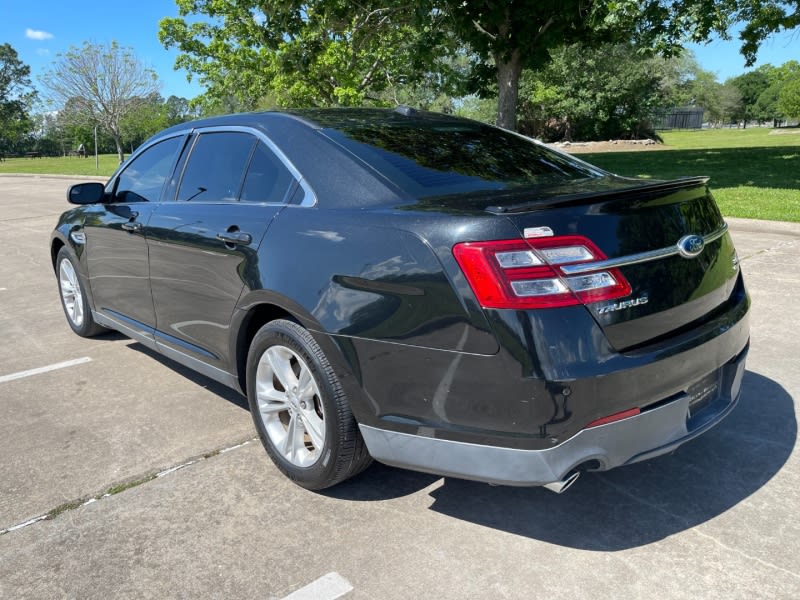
(475, 176, 740, 351)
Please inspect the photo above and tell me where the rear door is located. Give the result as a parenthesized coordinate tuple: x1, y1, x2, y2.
(146, 129, 298, 371)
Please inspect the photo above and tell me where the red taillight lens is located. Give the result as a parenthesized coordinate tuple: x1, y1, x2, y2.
(452, 235, 631, 309)
(584, 407, 641, 428)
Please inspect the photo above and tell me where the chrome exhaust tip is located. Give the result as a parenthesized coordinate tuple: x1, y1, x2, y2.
(542, 471, 580, 494)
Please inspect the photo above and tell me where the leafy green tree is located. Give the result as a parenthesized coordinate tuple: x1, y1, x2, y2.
(42, 41, 161, 162)
(159, 1, 457, 110)
(734, 1, 800, 65)
(517, 43, 691, 141)
(440, 0, 800, 130)
(119, 93, 168, 152)
(164, 95, 193, 125)
(778, 77, 800, 119)
(615, 1, 799, 68)
(436, 1, 615, 130)
(728, 68, 771, 125)
(0, 43, 37, 154)
(755, 82, 785, 125)
(158, 0, 800, 132)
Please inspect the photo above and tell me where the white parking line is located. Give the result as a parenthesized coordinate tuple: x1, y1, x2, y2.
(0, 357, 93, 384)
(281, 572, 353, 600)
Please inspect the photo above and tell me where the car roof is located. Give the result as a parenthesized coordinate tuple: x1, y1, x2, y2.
(157, 106, 468, 135)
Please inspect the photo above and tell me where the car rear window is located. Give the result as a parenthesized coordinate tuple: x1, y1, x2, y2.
(320, 119, 603, 198)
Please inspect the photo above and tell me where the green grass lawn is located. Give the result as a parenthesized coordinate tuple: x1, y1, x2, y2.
(660, 126, 800, 149)
(0, 154, 120, 177)
(581, 127, 800, 222)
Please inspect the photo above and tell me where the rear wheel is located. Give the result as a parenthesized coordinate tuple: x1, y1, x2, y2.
(246, 319, 371, 489)
(56, 247, 107, 337)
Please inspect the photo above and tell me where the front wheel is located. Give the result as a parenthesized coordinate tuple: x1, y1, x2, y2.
(246, 319, 371, 489)
(56, 247, 107, 337)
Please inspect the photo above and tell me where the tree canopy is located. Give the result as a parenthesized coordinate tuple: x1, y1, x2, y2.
(159, 0, 800, 130)
(159, 1, 458, 112)
(0, 43, 37, 154)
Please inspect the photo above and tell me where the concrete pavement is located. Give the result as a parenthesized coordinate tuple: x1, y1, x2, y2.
(1, 176, 798, 599)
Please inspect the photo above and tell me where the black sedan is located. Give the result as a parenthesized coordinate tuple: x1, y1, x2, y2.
(51, 108, 749, 492)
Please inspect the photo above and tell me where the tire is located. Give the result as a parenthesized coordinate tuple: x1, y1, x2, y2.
(246, 319, 372, 490)
(56, 247, 108, 337)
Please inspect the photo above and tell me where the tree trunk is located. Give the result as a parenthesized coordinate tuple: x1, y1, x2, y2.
(112, 133, 125, 163)
(495, 50, 522, 131)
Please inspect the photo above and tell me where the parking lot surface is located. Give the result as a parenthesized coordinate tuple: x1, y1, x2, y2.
(1, 175, 799, 599)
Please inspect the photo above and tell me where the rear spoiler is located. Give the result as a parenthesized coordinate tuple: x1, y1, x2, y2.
(485, 176, 710, 214)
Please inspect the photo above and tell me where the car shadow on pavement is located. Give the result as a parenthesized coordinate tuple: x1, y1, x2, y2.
(332, 370, 796, 550)
(127, 343, 249, 411)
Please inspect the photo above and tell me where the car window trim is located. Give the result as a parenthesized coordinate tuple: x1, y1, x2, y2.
(111, 126, 317, 207)
(189, 125, 316, 207)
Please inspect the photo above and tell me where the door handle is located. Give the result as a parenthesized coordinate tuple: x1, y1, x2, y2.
(216, 231, 253, 246)
(121, 222, 142, 232)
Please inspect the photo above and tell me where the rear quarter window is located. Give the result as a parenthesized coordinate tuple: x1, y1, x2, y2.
(240, 142, 296, 203)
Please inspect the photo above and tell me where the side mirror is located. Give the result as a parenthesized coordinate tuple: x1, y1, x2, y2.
(67, 182, 106, 205)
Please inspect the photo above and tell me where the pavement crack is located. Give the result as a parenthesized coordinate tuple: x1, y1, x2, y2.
(0, 436, 257, 536)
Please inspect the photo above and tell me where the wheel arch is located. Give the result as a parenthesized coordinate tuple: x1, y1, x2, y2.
(233, 301, 296, 394)
(50, 237, 66, 271)
(232, 293, 371, 423)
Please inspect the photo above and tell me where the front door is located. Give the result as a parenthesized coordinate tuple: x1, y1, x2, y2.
(85, 135, 184, 336)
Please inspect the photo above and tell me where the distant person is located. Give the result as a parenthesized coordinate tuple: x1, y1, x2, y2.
(77, 143, 86, 158)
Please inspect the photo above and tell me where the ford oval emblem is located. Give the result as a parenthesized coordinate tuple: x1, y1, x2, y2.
(677, 234, 705, 258)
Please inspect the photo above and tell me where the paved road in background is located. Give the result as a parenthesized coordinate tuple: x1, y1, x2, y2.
(1, 175, 799, 599)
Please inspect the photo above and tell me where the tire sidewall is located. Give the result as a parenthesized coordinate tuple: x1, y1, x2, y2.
(56, 247, 94, 337)
(246, 320, 342, 488)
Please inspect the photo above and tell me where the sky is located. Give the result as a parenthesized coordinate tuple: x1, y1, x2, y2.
(687, 27, 799, 80)
(1, 0, 204, 101)
(2, 0, 799, 106)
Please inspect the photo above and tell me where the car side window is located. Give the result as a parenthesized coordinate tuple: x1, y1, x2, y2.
(240, 142, 296, 203)
(177, 132, 255, 202)
(114, 136, 182, 203)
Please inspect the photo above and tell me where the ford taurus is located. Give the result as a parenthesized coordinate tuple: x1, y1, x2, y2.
(51, 108, 750, 492)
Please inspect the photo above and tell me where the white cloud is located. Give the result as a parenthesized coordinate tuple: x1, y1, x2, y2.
(25, 28, 54, 41)
(36, 48, 50, 56)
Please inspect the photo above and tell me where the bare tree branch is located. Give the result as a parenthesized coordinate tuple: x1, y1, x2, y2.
(41, 41, 160, 162)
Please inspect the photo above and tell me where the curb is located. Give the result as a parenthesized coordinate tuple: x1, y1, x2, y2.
(0, 173, 108, 182)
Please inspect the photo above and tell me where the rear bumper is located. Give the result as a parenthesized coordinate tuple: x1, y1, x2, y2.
(360, 344, 747, 486)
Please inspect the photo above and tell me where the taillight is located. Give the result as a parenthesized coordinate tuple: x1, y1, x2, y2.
(452, 235, 631, 309)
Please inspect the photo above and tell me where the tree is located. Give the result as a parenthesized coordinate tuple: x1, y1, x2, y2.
(728, 68, 771, 125)
(735, 1, 800, 65)
(42, 41, 160, 162)
(615, 1, 799, 68)
(118, 94, 194, 152)
(158, 0, 800, 132)
(517, 43, 686, 141)
(159, 1, 457, 111)
(119, 93, 168, 152)
(436, 1, 619, 130)
(778, 77, 800, 119)
(0, 43, 37, 154)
